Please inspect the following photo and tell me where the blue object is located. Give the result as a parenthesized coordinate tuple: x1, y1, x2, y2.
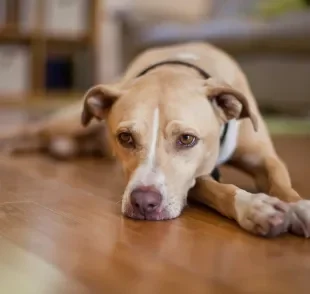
(45, 55, 73, 90)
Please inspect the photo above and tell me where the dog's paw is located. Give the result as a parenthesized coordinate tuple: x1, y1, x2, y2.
(289, 200, 310, 238)
(235, 192, 290, 237)
(0, 125, 43, 155)
(0, 138, 19, 154)
(0, 136, 38, 155)
(0, 127, 26, 154)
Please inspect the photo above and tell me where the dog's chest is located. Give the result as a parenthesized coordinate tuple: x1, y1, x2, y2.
(216, 120, 240, 166)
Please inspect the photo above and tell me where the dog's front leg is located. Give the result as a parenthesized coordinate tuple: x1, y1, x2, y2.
(190, 176, 291, 237)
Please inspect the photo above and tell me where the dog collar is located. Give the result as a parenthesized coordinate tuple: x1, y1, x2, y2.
(220, 123, 229, 146)
(136, 59, 211, 79)
(137, 59, 228, 182)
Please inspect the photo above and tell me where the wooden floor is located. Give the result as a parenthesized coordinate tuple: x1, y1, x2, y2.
(0, 136, 310, 294)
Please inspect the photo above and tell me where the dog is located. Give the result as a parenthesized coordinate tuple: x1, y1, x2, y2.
(1, 42, 309, 238)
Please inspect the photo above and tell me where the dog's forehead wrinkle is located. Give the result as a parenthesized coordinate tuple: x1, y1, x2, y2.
(162, 99, 213, 127)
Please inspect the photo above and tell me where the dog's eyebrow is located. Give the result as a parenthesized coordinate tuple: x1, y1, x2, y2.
(117, 120, 137, 131)
(116, 120, 148, 136)
(165, 120, 200, 137)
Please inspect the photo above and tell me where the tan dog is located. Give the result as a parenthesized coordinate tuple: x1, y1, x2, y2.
(2, 42, 309, 238)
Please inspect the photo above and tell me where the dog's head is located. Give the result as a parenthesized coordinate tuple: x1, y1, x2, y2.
(81, 68, 257, 220)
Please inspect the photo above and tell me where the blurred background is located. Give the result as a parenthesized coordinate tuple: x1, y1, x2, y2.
(0, 0, 309, 130)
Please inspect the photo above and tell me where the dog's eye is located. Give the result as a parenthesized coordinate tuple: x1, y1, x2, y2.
(118, 132, 135, 148)
(177, 134, 198, 148)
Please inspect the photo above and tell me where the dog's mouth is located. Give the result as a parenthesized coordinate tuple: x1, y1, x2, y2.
(123, 204, 176, 221)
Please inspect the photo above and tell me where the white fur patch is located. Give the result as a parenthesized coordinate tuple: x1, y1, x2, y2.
(147, 108, 159, 167)
(176, 52, 199, 61)
(216, 119, 240, 165)
(122, 108, 165, 212)
(49, 136, 77, 157)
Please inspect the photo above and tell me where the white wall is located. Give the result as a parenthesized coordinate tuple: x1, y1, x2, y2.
(97, 0, 132, 83)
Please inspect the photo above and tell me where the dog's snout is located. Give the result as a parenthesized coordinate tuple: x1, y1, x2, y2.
(130, 186, 162, 216)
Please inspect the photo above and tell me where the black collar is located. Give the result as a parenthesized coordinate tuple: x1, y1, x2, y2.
(220, 123, 229, 145)
(137, 59, 227, 182)
(136, 59, 211, 79)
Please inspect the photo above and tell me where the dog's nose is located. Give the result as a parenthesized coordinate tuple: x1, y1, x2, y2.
(130, 186, 162, 216)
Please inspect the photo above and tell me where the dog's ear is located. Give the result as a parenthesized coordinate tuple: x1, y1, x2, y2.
(205, 78, 258, 131)
(81, 84, 122, 127)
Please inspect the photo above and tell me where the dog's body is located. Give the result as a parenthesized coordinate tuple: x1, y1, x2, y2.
(2, 42, 310, 237)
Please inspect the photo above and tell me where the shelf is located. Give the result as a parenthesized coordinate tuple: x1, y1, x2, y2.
(0, 0, 99, 103)
(0, 30, 90, 44)
(0, 30, 32, 43)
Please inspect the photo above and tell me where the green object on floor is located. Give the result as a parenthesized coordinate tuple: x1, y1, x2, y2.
(265, 117, 310, 135)
(257, 0, 307, 18)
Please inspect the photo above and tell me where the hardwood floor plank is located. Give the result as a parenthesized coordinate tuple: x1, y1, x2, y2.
(0, 237, 90, 294)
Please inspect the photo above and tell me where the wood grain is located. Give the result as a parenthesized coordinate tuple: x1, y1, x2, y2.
(0, 136, 310, 294)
